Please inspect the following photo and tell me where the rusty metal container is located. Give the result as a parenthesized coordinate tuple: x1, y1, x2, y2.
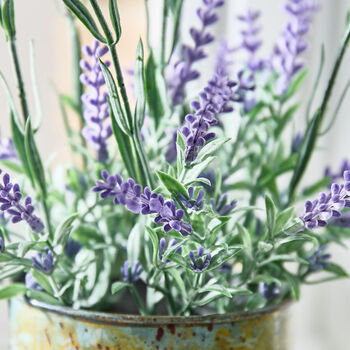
(10, 298, 290, 350)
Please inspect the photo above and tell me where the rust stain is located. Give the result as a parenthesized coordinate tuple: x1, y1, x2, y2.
(156, 327, 164, 341)
(44, 329, 51, 345)
(167, 324, 175, 335)
(207, 322, 213, 331)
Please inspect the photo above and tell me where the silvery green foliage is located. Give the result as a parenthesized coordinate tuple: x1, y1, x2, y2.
(0, 0, 350, 316)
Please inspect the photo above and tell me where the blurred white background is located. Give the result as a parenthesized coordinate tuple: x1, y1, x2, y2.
(0, 0, 350, 349)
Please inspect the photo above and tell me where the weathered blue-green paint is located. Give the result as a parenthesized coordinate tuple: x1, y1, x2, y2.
(10, 298, 290, 349)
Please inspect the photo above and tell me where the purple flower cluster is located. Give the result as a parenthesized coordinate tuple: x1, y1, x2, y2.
(178, 187, 205, 211)
(80, 40, 112, 163)
(181, 73, 239, 164)
(259, 282, 280, 300)
(159, 238, 182, 263)
(121, 260, 143, 283)
(0, 134, 17, 161)
(211, 194, 237, 216)
(32, 248, 54, 273)
(189, 246, 211, 273)
(291, 132, 303, 153)
(170, 0, 224, 106)
(0, 170, 44, 233)
(93, 171, 192, 236)
(215, 40, 235, 77)
(272, 0, 318, 94)
(308, 245, 330, 271)
(300, 171, 350, 230)
(25, 272, 42, 290)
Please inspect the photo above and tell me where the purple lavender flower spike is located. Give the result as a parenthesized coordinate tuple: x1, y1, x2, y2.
(93, 171, 192, 236)
(211, 194, 237, 216)
(159, 238, 182, 263)
(64, 239, 82, 259)
(272, 0, 319, 94)
(300, 171, 350, 230)
(0, 236, 4, 252)
(170, 0, 225, 106)
(189, 246, 211, 273)
(291, 132, 303, 153)
(25, 272, 43, 290)
(259, 282, 280, 300)
(32, 248, 54, 274)
(181, 73, 241, 164)
(0, 170, 44, 233)
(308, 245, 330, 271)
(80, 40, 112, 163)
(215, 40, 235, 77)
(237, 9, 264, 73)
(178, 187, 205, 211)
(121, 260, 143, 283)
(0, 133, 17, 161)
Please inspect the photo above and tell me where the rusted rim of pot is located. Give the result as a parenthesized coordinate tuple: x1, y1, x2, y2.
(22, 298, 292, 327)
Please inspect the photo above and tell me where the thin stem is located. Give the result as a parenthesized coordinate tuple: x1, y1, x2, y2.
(160, 2, 168, 69)
(42, 200, 53, 242)
(9, 40, 29, 123)
(164, 271, 176, 315)
(129, 284, 147, 315)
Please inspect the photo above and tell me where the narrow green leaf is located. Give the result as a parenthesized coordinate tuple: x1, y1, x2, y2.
(24, 118, 47, 196)
(99, 59, 131, 134)
(282, 69, 308, 101)
(283, 272, 300, 300)
(193, 291, 229, 307)
(274, 207, 295, 235)
(324, 263, 349, 278)
(157, 170, 188, 198)
(184, 156, 216, 184)
(145, 226, 159, 264)
(0, 283, 26, 300)
(207, 247, 242, 272)
(62, 0, 106, 43)
(53, 213, 78, 246)
(134, 40, 146, 129)
(167, 268, 187, 299)
(245, 294, 266, 311)
(265, 194, 276, 239)
(195, 138, 230, 164)
(0, 266, 24, 280)
(111, 281, 129, 295)
(30, 269, 54, 294)
(0, 159, 23, 173)
(26, 290, 63, 306)
(1, 0, 16, 41)
(109, 0, 121, 43)
(197, 284, 231, 298)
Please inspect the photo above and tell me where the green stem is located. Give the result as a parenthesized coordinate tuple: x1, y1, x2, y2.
(42, 199, 53, 242)
(9, 40, 29, 123)
(164, 271, 176, 315)
(130, 285, 147, 315)
(160, 2, 168, 69)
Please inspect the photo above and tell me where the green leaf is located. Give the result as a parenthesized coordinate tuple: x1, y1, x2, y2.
(127, 222, 144, 263)
(283, 272, 300, 300)
(195, 138, 230, 164)
(145, 226, 159, 264)
(197, 284, 231, 298)
(245, 294, 266, 311)
(0, 266, 24, 280)
(157, 170, 187, 198)
(302, 177, 330, 197)
(53, 213, 78, 247)
(111, 281, 129, 295)
(62, 0, 106, 43)
(30, 269, 54, 294)
(167, 268, 187, 299)
(24, 118, 47, 196)
(259, 254, 308, 266)
(109, 105, 137, 179)
(207, 247, 242, 271)
(109, 0, 121, 43)
(89, 0, 113, 44)
(0, 159, 23, 173)
(324, 263, 349, 278)
(1, 0, 16, 41)
(274, 207, 295, 235)
(183, 156, 216, 184)
(0, 283, 26, 300)
(283, 69, 308, 101)
(100, 59, 131, 134)
(26, 290, 63, 306)
(193, 291, 229, 307)
(10, 111, 33, 183)
(265, 194, 276, 240)
(134, 40, 146, 130)
(145, 52, 165, 129)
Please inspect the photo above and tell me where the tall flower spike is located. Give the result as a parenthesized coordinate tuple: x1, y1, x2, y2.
(80, 40, 112, 163)
(0, 170, 44, 233)
(189, 246, 211, 273)
(121, 260, 143, 283)
(308, 245, 330, 271)
(178, 187, 205, 211)
(272, 0, 319, 94)
(300, 171, 350, 230)
(181, 72, 243, 164)
(93, 171, 192, 236)
(169, 0, 224, 106)
(211, 194, 237, 216)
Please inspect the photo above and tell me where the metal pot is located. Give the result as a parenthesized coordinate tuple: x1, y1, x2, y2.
(10, 298, 290, 350)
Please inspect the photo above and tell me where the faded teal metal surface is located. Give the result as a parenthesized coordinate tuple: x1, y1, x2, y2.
(10, 298, 290, 349)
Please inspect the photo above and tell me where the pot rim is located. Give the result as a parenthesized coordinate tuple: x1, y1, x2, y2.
(17, 298, 292, 327)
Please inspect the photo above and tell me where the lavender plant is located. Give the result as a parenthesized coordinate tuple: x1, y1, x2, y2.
(0, 0, 349, 318)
